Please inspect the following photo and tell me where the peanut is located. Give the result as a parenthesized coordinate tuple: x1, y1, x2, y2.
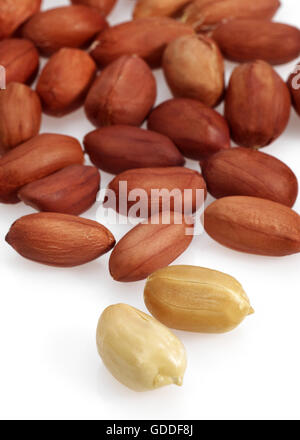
(96, 304, 187, 392)
(144, 265, 254, 333)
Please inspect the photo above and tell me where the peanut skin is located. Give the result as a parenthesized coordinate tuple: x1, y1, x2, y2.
(204, 196, 300, 256)
(85, 55, 157, 127)
(0, 134, 84, 203)
(212, 19, 300, 65)
(0, 82, 42, 154)
(18, 165, 100, 216)
(0, 39, 39, 85)
(84, 126, 185, 174)
(90, 17, 194, 68)
(36, 48, 96, 117)
(0, 0, 41, 39)
(225, 60, 291, 148)
(6, 213, 115, 267)
(148, 98, 231, 160)
(108, 167, 207, 217)
(201, 147, 298, 207)
(22, 5, 108, 56)
(109, 212, 194, 282)
(181, 0, 281, 32)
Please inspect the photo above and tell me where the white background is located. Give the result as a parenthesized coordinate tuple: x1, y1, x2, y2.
(0, 0, 299, 421)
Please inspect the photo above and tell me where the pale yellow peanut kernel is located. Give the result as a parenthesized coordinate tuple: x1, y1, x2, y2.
(96, 304, 187, 392)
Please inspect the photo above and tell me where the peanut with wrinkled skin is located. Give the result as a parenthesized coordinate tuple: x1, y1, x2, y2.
(22, 5, 108, 56)
(205, 196, 300, 256)
(201, 147, 299, 207)
(0, 134, 84, 203)
(85, 55, 157, 127)
(0, 0, 41, 40)
(0, 82, 42, 154)
(181, 0, 281, 32)
(212, 19, 300, 65)
(109, 212, 194, 282)
(225, 60, 291, 148)
(0, 39, 39, 85)
(18, 165, 101, 216)
(108, 167, 206, 217)
(148, 98, 231, 160)
(6, 213, 115, 267)
(36, 48, 97, 117)
(90, 17, 194, 68)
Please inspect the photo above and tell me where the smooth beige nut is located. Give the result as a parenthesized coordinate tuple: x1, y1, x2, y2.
(163, 34, 225, 107)
(96, 304, 187, 392)
(144, 265, 254, 333)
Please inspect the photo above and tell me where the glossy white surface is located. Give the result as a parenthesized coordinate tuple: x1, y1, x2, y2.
(0, 0, 299, 420)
